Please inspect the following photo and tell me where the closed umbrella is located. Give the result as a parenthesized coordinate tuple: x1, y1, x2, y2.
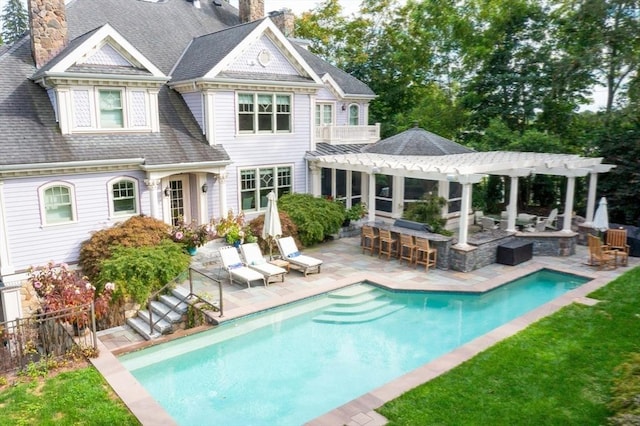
(262, 191, 282, 259)
(593, 197, 609, 233)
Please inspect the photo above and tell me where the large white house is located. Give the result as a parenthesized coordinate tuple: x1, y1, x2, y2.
(0, 0, 379, 322)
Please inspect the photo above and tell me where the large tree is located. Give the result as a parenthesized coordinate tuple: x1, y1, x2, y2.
(1, 0, 28, 45)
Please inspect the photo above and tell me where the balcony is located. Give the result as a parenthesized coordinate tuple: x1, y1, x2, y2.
(315, 124, 380, 145)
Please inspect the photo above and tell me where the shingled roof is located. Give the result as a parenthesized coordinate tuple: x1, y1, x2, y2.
(361, 125, 474, 156)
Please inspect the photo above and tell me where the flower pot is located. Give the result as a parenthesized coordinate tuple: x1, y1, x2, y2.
(233, 240, 241, 248)
(187, 246, 197, 256)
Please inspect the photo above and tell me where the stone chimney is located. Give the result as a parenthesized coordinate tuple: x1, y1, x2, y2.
(269, 9, 295, 37)
(28, 0, 68, 69)
(239, 0, 264, 23)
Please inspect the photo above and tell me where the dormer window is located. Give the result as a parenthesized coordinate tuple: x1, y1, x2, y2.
(99, 89, 124, 128)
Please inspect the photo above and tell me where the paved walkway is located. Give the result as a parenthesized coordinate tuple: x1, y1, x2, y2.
(92, 236, 639, 426)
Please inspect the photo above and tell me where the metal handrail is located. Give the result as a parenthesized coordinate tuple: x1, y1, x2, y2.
(147, 267, 223, 336)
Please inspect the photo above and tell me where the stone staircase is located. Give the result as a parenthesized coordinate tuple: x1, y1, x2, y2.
(126, 286, 192, 340)
(313, 285, 404, 324)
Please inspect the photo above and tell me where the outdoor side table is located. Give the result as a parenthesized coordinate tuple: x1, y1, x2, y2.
(270, 258, 290, 273)
(497, 240, 533, 266)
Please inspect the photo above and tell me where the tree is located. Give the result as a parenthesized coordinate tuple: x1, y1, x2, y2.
(1, 0, 28, 45)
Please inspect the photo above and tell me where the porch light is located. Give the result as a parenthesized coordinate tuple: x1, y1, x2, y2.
(202, 183, 208, 193)
(164, 186, 171, 197)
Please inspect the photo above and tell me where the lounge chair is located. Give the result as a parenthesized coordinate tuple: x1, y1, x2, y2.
(480, 216, 498, 231)
(275, 236, 322, 277)
(219, 246, 266, 288)
(240, 243, 287, 283)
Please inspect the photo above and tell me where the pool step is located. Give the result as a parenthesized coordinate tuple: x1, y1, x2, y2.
(314, 285, 404, 324)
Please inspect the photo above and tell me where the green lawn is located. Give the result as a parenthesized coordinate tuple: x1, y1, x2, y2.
(379, 266, 640, 425)
(0, 367, 139, 426)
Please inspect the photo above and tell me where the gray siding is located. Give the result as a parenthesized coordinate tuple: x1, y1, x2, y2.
(3, 171, 149, 271)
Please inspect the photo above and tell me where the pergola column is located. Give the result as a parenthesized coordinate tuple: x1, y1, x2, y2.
(562, 176, 576, 233)
(584, 165, 615, 227)
(453, 175, 482, 248)
(507, 176, 519, 232)
(144, 178, 161, 219)
(367, 171, 376, 223)
(309, 164, 321, 197)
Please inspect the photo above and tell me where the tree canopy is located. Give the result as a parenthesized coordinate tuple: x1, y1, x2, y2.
(1, 0, 28, 45)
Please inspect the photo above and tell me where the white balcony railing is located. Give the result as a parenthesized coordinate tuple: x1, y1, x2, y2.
(315, 124, 381, 145)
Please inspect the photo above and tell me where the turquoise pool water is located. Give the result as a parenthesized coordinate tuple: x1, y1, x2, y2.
(119, 269, 589, 425)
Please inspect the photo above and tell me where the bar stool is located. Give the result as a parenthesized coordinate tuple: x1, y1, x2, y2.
(378, 229, 398, 260)
(361, 225, 379, 256)
(399, 234, 417, 265)
(415, 237, 437, 271)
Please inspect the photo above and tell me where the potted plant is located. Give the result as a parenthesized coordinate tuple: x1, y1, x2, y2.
(170, 218, 214, 255)
(28, 261, 115, 333)
(214, 210, 247, 247)
(343, 202, 368, 226)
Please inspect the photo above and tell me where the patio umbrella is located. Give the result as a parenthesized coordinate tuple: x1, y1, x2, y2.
(593, 197, 609, 233)
(262, 191, 282, 259)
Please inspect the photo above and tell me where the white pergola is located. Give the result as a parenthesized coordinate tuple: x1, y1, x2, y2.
(308, 151, 615, 248)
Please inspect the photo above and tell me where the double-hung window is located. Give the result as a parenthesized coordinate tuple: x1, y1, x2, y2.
(110, 178, 138, 217)
(99, 89, 124, 128)
(41, 184, 76, 225)
(240, 166, 292, 211)
(238, 93, 291, 133)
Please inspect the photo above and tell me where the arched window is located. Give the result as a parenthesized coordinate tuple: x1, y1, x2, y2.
(109, 178, 139, 217)
(40, 183, 76, 225)
(348, 104, 359, 125)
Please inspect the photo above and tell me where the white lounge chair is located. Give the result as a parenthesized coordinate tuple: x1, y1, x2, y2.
(276, 236, 322, 277)
(240, 243, 287, 284)
(219, 246, 265, 288)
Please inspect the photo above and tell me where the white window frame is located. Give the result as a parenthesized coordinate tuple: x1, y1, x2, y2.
(239, 165, 293, 212)
(108, 177, 139, 218)
(237, 92, 292, 134)
(348, 104, 359, 125)
(39, 182, 77, 226)
(70, 86, 152, 132)
(315, 103, 334, 126)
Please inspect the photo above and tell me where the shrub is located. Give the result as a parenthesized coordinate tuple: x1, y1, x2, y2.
(97, 241, 190, 305)
(79, 215, 171, 281)
(247, 210, 299, 253)
(278, 193, 343, 246)
(403, 193, 452, 235)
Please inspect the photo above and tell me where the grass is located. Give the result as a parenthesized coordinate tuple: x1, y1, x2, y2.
(0, 366, 139, 425)
(378, 265, 640, 425)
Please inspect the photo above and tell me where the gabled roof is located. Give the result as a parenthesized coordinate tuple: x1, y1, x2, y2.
(361, 126, 474, 156)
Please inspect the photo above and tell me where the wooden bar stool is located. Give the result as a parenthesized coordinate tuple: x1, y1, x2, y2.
(415, 237, 437, 271)
(399, 234, 417, 265)
(361, 225, 379, 256)
(378, 229, 398, 260)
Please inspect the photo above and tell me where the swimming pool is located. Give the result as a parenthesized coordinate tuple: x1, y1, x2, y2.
(119, 269, 589, 425)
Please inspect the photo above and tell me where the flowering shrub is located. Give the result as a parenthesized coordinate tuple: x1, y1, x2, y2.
(170, 218, 214, 250)
(29, 261, 114, 327)
(214, 210, 246, 245)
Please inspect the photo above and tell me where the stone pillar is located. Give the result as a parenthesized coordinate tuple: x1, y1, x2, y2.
(28, 0, 68, 68)
(239, 0, 264, 23)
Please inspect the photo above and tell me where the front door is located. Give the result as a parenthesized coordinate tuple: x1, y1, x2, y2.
(167, 176, 191, 225)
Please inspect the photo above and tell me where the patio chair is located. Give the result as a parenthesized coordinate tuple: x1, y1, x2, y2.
(219, 246, 266, 288)
(605, 228, 629, 266)
(415, 237, 437, 271)
(275, 236, 322, 277)
(361, 225, 379, 256)
(587, 234, 617, 270)
(535, 208, 558, 231)
(378, 228, 398, 260)
(399, 234, 418, 265)
(240, 243, 287, 284)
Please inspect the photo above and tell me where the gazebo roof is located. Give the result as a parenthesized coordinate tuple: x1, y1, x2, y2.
(361, 125, 474, 156)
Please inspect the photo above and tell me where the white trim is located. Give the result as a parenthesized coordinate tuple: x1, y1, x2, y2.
(48, 24, 167, 78)
(38, 181, 78, 227)
(107, 176, 140, 219)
